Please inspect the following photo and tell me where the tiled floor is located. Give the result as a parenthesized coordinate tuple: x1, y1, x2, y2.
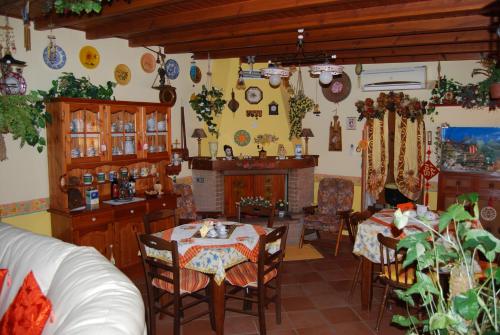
(124, 235, 408, 335)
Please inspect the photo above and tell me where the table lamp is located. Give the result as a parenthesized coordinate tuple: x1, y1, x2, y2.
(300, 128, 314, 155)
(191, 128, 207, 157)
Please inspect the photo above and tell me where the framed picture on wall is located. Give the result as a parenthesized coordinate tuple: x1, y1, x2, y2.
(346, 117, 357, 130)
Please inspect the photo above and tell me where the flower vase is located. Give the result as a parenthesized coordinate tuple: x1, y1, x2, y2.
(209, 141, 218, 161)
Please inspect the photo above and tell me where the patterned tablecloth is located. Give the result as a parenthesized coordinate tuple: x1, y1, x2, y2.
(353, 209, 438, 263)
(149, 221, 275, 284)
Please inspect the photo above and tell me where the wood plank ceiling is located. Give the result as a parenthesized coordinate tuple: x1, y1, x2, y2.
(2, 0, 499, 65)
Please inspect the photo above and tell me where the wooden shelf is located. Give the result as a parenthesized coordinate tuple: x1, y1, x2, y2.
(189, 155, 319, 171)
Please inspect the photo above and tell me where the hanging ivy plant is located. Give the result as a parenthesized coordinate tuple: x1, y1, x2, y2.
(288, 92, 314, 139)
(189, 85, 226, 137)
(50, 0, 111, 14)
(37, 72, 116, 101)
(0, 92, 51, 161)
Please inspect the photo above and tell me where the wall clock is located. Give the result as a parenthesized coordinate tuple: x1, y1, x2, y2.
(245, 86, 263, 104)
(268, 101, 278, 115)
(0, 71, 27, 95)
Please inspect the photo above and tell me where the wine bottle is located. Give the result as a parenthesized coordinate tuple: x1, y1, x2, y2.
(111, 175, 119, 199)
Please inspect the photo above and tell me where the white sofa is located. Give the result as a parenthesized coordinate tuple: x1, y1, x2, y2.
(0, 222, 146, 335)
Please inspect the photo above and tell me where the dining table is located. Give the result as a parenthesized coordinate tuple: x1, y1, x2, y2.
(352, 208, 438, 310)
(148, 220, 277, 335)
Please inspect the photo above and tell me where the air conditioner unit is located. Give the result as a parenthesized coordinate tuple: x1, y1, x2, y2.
(360, 66, 427, 91)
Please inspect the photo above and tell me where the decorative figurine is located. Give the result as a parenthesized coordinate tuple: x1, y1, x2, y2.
(277, 144, 287, 160)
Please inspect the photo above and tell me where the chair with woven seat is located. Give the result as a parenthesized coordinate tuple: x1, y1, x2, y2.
(347, 209, 377, 302)
(143, 208, 179, 234)
(225, 225, 288, 335)
(136, 233, 214, 335)
(300, 177, 354, 255)
(238, 203, 275, 228)
(375, 233, 416, 332)
(173, 183, 222, 225)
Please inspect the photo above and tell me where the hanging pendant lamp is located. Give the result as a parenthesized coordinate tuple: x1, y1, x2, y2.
(310, 55, 343, 85)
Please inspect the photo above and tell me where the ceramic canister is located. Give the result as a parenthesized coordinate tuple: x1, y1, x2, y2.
(97, 172, 106, 183)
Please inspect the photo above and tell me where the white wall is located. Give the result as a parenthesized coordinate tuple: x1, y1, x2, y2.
(0, 18, 204, 204)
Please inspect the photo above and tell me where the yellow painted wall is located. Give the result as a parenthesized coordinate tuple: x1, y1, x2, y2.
(2, 212, 52, 236)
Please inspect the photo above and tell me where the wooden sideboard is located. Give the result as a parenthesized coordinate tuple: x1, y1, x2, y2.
(437, 170, 500, 237)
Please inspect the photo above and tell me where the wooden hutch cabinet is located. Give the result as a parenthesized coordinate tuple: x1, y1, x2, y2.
(47, 98, 178, 269)
(437, 170, 500, 238)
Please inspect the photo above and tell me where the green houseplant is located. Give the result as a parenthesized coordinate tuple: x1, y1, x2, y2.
(38, 72, 115, 101)
(189, 85, 226, 137)
(48, 0, 111, 14)
(392, 193, 500, 334)
(472, 59, 500, 108)
(0, 92, 51, 161)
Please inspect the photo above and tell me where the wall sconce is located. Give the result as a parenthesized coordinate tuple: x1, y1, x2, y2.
(191, 128, 207, 157)
(300, 128, 314, 155)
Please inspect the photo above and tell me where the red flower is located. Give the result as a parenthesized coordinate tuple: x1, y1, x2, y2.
(365, 98, 374, 107)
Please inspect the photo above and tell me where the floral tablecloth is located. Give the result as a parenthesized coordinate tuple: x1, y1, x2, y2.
(149, 221, 275, 284)
(352, 209, 438, 263)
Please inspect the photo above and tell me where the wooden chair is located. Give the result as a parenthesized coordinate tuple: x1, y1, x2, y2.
(375, 233, 416, 332)
(136, 233, 215, 335)
(173, 183, 223, 225)
(143, 208, 179, 235)
(224, 225, 288, 335)
(238, 203, 275, 228)
(347, 210, 376, 301)
(300, 177, 354, 255)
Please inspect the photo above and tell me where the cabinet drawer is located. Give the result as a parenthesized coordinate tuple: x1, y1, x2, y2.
(440, 176, 474, 193)
(114, 203, 147, 219)
(73, 211, 113, 228)
(148, 198, 177, 212)
(478, 179, 500, 193)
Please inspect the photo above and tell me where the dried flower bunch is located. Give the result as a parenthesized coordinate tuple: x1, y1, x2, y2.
(356, 92, 429, 122)
(275, 199, 288, 210)
(239, 196, 272, 208)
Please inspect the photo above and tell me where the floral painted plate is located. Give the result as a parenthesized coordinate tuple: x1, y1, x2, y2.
(234, 130, 251, 146)
(165, 59, 179, 80)
(43, 45, 66, 69)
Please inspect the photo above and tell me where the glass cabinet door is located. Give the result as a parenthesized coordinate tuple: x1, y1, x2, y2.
(68, 104, 104, 163)
(145, 106, 170, 158)
(110, 106, 140, 160)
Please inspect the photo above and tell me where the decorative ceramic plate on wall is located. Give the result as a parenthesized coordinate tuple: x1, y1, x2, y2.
(79, 45, 100, 69)
(140, 53, 156, 73)
(234, 130, 251, 146)
(43, 45, 67, 69)
(322, 72, 351, 103)
(165, 59, 179, 80)
(114, 64, 131, 85)
(190, 64, 202, 83)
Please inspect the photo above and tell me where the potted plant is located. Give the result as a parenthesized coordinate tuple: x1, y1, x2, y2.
(0, 92, 51, 161)
(392, 193, 500, 334)
(275, 199, 288, 218)
(239, 196, 272, 209)
(189, 85, 226, 137)
(472, 59, 500, 107)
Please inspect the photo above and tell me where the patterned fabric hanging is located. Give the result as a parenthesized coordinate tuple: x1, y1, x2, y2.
(394, 115, 425, 200)
(366, 117, 388, 198)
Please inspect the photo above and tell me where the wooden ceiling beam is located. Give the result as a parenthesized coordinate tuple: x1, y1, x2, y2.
(34, 0, 181, 30)
(194, 42, 495, 62)
(97, 0, 488, 42)
(160, 30, 490, 56)
(128, 14, 489, 48)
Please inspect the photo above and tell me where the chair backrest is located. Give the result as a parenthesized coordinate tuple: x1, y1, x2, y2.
(348, 210, 374, 244)
(257, 225, 288, 285)
(173, 183, 198, 220)
(377, 233, 413, 287)
(143, 208, 179, 234)
(136, 233, 181, 298)
(317, 178, 354, 216)
(239, 204, 275, 228)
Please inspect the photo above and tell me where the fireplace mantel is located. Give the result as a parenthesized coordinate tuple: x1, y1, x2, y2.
(189, 155, 318, 171)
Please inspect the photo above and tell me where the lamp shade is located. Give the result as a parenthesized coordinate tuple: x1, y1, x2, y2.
(300, 128, 314, 137)
(191, 128, 207, 138)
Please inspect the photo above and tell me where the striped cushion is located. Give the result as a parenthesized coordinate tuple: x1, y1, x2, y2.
(225, 262, 277, 288)
(381, 264, 415, 285)
(152, 268, 209, 294)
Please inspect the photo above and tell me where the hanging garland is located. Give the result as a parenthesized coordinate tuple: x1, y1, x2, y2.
(288, 68, 314, 139)
(367, 119, 386, 197)
(189, 85, 226, 137)
(356, 92, 429, 122)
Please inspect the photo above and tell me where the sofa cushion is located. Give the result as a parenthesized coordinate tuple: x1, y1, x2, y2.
(0, 224, 76, 317)
(42, 247, 145, 335)
(0, 271, 52, 335)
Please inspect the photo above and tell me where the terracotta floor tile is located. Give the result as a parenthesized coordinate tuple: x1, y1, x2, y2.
(287, 310, 330, 329)
(223, 315, 258, 334)
(319, 269, 352, 281)
(282, 296, 315, 311)
(330, 279, 353, 292)
(281, 283, 305, 298)
(295, 324, 336, 335)
(309, 292, 349, 309)
(258, 312, 295, 332)
(294, 271, 324, 283)
(331, 321, 375, 335)
(301, 281, 336, 296)
(321, 306, 361, 324)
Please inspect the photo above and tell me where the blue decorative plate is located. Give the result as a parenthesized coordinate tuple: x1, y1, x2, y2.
(165, 59, 179, 80)
(43, 45, 67, 70)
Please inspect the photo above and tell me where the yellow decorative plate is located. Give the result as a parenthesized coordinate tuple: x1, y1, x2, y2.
(79, 45, 100, 69)
(114, 64, 131, 85)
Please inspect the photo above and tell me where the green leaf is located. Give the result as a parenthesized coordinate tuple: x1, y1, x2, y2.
(429, 312, 449, 330)
(392, 314, 419, 327)
(463, 229, 500, 261)
(453, 289, 480, 320)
